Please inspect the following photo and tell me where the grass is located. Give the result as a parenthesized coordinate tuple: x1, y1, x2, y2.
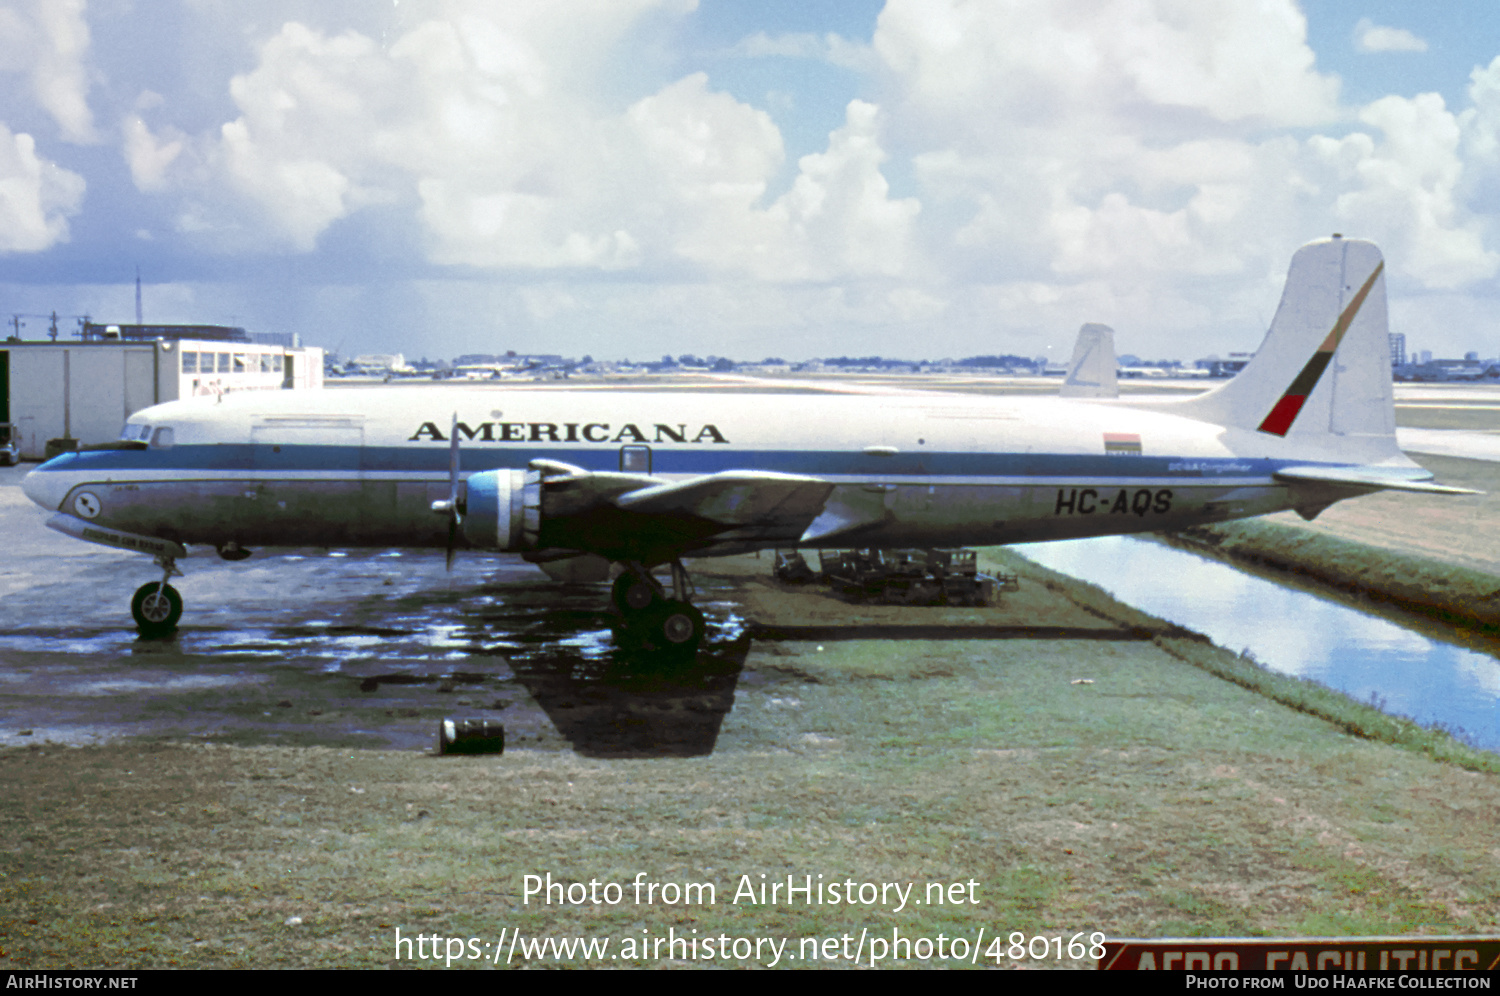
(5, 551, 1500, 968)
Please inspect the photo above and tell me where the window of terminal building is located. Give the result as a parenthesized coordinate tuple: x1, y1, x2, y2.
(182, 351, 197, 374)
(274, 354, 283, 372)
(260, 354, 272, 373)
(218, 352, 230, 373)
(234, 353, 245, 373)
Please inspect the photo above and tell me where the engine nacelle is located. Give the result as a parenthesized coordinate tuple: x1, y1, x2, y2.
(462, 469, 540, 551)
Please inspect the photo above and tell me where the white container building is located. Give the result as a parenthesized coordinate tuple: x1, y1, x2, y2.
(1, 338, 324, 460)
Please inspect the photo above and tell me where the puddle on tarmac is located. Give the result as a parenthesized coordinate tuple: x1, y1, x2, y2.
(0, 555, 752, 757)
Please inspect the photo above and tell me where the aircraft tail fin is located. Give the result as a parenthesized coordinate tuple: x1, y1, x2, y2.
(1163, 237, 1396, 450)
(1059, 323, 1119, 399)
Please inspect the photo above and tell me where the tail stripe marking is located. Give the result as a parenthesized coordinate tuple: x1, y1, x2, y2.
(1256, 260, 1384, 437)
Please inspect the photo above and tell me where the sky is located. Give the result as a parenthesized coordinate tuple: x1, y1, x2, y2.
(2, 0, 1500, 363)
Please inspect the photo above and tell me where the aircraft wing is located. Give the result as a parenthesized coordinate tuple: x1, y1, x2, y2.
(1273, 465, 1481, 495)
(614, 471, 833, 526)
(522, 465, 837, 561)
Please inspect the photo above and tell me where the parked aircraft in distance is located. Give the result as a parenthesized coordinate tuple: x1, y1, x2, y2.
(22, 237, 1474, 648)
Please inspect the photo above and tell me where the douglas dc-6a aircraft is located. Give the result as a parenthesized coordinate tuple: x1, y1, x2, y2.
(21, 237, 1474, 647)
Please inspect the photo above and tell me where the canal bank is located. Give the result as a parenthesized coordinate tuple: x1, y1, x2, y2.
(1168, 519, 1500, 633)
(988, 543, 1500, 775)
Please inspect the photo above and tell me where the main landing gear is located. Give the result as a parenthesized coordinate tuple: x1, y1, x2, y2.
(131, 555, 183, 638)
(610, 560, 705, 652)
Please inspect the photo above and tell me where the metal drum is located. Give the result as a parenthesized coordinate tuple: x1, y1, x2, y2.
(438, 718, 506, 755)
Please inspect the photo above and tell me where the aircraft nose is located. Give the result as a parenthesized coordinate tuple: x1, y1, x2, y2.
(22, 462, 72, 511)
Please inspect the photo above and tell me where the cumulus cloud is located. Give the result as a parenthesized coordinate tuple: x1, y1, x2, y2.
(876, 0, 1344, 287)
(0, 122, 85, 251)
(1353, 19, 1428, 54)
(1312, 93, 1498, 288)
(869, 0, 1500, 307)
(123, 2, 919, 281)
(101, 0, 1500, 359)
(0, 0, 96, 142)
(874, 0, 1341, 133)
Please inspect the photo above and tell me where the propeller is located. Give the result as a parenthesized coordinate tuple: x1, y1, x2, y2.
(430, 412, 464, 570)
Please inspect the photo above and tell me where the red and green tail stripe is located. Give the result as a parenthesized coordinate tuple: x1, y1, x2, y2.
(1257, 261, 1384, 437)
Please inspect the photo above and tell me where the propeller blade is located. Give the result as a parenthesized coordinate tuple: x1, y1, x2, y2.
(444, 411, 462, 571)
(448, 412, 462, 524)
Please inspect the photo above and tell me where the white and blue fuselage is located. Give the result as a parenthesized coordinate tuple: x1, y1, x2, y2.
(22, 385, 1346, 560)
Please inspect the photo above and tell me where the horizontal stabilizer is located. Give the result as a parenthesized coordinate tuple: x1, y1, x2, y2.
(615, 471, 832, 526)
(1273, 465, 1481, 495)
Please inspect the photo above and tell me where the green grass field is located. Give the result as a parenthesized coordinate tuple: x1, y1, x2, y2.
(4, 551, 1499, 969)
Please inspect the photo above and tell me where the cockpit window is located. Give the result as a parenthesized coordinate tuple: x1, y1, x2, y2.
(150, 427, 174, 448)
(121, 423, 150, 441)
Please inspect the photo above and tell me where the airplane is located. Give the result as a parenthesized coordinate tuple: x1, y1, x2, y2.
(21, 236, 1475, 649)
(1059, 323, 1118, 399)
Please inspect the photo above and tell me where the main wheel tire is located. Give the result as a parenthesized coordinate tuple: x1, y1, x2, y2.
(131, 582, 182, 637)
(653, 600, 705, 650)
(611, 573, 657, 614)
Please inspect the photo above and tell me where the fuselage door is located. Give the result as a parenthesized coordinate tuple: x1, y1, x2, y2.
(250, 415, 365, 472)
(245, 415, 367, 543)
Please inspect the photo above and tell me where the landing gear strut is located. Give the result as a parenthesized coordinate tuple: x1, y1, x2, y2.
(131, 556, 183, 637)
(612, 560, 705, 651)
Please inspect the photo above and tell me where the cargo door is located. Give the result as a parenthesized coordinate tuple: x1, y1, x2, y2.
(250, 415, 367, 543)
(250, 415, 364, 472)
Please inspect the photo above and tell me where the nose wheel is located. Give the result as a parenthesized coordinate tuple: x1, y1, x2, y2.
(131, 556, 184, 637)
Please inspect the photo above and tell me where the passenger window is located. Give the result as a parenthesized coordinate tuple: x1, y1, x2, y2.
(151, 427, 174, 448)
(619, 445, 651, 474)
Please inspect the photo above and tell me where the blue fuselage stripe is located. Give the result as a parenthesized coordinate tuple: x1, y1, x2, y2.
(37, 444, 1288, 480)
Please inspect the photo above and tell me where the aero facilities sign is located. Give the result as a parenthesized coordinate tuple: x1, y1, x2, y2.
(1099, 937, 1500, 971)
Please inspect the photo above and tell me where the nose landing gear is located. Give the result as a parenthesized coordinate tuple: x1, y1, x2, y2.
(131, 556, 184, 637)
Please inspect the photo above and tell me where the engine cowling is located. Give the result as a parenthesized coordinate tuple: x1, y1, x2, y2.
(462, 469, 540, 551)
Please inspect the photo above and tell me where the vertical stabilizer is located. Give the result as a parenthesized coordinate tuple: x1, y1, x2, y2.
(1163, 237, 1395, 446)
(1059, 323, 1119, 398)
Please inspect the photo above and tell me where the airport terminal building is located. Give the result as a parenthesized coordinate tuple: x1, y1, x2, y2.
(1, 326, 323, 460)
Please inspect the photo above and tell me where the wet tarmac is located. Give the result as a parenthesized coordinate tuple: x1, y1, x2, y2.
(0, 465, 753, 756)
